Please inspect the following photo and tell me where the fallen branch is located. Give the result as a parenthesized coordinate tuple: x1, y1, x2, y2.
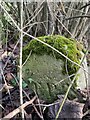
(3, 96, 36, 119)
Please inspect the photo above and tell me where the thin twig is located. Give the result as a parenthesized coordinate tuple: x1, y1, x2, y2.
(24, 0, 45, 26)
(80, 2, 90, 9)
(65, 15, 90, 20)
(55, 15, 73, 37)
(1, 69, 12, 102)
(22, 50, 32, 66)
(19, 0, 24, 118)
(55, 74, 75, 85)
(0, 104, 5, 110)
(65, 6, 89, 14)
(3, 96, 36, 119)
(23, 6, 43, 29)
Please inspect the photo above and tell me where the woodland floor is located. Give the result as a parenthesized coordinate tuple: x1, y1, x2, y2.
(0, 40, 90, 120)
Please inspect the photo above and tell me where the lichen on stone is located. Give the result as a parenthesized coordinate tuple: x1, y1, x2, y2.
(22, 35, 83, 102)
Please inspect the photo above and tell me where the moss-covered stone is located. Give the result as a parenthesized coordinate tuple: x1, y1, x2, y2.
(22, 35, 83, 102)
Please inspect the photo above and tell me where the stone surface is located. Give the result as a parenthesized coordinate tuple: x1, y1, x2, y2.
(23, 54, 69, 102)
(47, 95, 84, 119)
(22, 35, 85, 102)
(77, 52, 88, 90)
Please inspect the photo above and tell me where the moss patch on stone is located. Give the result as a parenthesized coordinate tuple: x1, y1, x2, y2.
(23, 35, 82, 74)
(22, 35, 83, 102)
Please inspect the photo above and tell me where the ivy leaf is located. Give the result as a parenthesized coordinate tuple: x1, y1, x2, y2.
(11, 78, 17, 86)
(11, 77, 28, 88)
(22, 80, 28, 88)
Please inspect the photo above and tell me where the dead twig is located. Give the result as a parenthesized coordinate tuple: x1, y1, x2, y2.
(80, 2, 90, 10)
(3, 96, 36, 119)
(65, 15, 90, 20)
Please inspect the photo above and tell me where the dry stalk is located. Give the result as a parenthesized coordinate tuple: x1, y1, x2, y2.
(3, 96, 36, 119)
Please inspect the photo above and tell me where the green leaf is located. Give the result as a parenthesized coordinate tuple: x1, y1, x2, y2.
(28, 78, 33, 83)
(28, 78, 41, 87)
(11, 77, 28, 88)
(22, 80, 28, 88)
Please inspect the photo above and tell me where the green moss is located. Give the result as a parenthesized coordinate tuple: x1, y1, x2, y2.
(23, 35, 82, 75)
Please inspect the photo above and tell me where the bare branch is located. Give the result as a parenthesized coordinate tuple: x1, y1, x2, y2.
(80, 2, 90, 9)
(65, 15, 90, 20)
(3, 96, 36, 119)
